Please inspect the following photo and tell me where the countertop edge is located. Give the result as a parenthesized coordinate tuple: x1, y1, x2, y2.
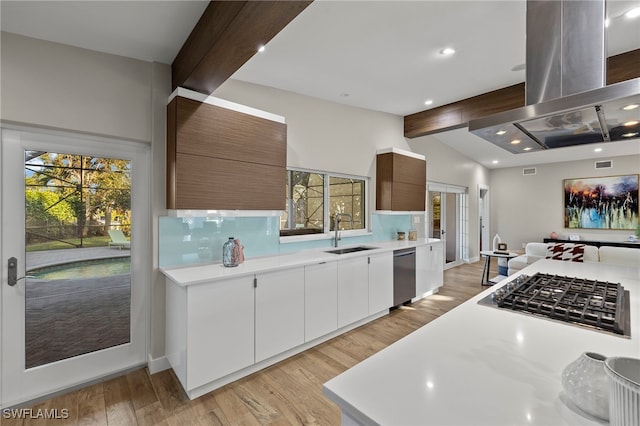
(161, 238, 441, 286)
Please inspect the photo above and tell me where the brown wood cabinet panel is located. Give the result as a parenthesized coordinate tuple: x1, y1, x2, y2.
(175, 97, 286, 167)
(376, 152, 426, 211)
(390, 182, 426, 212)
(166, 96, 287, 210)
(391, 153, 426, 184)
(175, 154, 285, 210)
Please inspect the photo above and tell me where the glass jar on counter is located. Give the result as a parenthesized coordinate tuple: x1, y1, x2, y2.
(222, 237, 238, 267)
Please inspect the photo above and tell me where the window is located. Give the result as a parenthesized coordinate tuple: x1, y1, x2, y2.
(281, 169, 367, 237)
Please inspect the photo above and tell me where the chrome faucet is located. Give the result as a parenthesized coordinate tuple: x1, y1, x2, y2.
(333, 213, 353, 247)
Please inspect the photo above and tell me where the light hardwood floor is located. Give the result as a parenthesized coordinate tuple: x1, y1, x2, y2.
(4, 260, 492, 425)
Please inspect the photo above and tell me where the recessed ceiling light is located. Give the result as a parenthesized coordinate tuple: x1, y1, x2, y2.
(510, 139, 521, 145)
(523, 147, 533, 151)
(439, 47, 455, 56)
(257, 45, 266, 53)
(622, 132, 639, 138)
(622, 103, 639, 111)
(424, 100, 433, 106)
(492, 160, 499, 164)
(625, 7, 640, 19)
(605, 17, 610, 27)
(496, 130, 507, 136)
(624, 120, 639, 126)
(594, 147, 603, 153)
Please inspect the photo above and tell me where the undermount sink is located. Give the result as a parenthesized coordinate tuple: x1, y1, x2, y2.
(325, 246, 378, 255)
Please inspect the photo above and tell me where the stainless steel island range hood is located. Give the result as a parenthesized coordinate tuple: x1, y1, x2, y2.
(468, 0, 640, 154)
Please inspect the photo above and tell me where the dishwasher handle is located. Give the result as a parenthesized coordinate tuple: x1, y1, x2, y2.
(394, 252, 415, 257)
(393, 248, 416, 257)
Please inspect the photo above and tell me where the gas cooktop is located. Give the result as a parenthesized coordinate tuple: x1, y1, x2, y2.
(478, 272, 631, 338)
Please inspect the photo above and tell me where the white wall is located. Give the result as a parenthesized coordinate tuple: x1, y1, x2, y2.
(407, 133, 490, 261)
(1, 32, 170, 364)
(490, 155, 640, 250)
(1, 32, 155, 142)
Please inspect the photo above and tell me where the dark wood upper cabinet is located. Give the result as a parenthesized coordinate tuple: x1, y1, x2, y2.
(376, 150, 426, 212)
(167, 92, 286, 210)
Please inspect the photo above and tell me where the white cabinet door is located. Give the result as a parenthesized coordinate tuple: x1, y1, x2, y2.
(255, 267, 305, 362)
(427, 242, 444, 291)
(368, 252, 393, 314)
(416, 245, 429, 297)
(337, 256, 369, 328)
(187, 276, 255, 390)
(417, 243, 444, 298)
(305, 261, 338, 342)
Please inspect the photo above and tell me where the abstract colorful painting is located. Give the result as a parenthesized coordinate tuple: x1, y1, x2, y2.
(564, 174, 639, 229)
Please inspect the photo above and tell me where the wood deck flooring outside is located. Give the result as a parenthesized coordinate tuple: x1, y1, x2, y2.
(4, 260, 491, 425)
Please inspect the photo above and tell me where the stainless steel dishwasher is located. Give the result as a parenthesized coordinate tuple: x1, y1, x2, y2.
(393, 248, 416, 306)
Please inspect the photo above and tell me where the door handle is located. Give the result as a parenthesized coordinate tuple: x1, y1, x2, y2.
(7, 257, 32, 286)
(8, 257, 18, 286)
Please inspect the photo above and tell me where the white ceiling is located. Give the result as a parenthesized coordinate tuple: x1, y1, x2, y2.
(0, 1, 209, 64)
(1, 0, 639, 169)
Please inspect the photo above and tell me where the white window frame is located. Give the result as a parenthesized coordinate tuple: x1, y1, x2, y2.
(281, 168, 370, 243)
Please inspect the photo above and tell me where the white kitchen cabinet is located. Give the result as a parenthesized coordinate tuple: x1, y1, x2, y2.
(368, 252, 393, 314)
(337, 256, 369, 328)
(416, 242, 444, 298)
(186, 276, 255, 390)
(255, 267, 305, 362)
(305, 261, 338, 342)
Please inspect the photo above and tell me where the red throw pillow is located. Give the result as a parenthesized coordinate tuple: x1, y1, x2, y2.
(546, 243, 585, 262)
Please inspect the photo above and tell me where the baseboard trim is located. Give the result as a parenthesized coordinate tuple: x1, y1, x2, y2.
(148, 355, 170, 374)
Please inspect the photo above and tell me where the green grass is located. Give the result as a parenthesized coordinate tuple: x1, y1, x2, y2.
(27, 236, 112, 252)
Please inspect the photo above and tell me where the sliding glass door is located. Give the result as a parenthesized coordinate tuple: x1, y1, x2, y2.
(428, 183, 468, 269)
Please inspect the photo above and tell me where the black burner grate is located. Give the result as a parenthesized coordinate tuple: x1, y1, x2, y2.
(496, 273, 627, 335)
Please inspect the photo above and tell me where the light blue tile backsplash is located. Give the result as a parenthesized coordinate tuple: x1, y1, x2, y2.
(159, 213, 412, 268)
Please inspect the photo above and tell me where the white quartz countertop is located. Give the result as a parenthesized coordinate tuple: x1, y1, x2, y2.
(323, 259, 640, 426)
(161, 238, 440, 286)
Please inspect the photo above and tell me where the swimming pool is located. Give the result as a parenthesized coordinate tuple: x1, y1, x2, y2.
(29, 257, 131, 280)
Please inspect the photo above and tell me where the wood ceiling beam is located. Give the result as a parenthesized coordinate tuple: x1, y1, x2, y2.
(404, 49, 640, 139)
(172, 0, 313, 94)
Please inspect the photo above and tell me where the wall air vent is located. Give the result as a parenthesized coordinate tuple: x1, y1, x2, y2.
(522, 167, 537, 176)
(595, 160, 612, 169)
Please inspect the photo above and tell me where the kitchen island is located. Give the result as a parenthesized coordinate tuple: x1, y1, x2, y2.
(323, 259, 640, 425)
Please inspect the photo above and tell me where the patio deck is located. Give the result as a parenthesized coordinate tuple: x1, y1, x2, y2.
(24, 246, 131, 367)
(27, 246, 130, 270)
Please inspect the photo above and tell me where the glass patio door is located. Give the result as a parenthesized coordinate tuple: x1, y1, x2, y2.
(430, 191, 458, 265)
(429, 183, 468, 269)
(1, 128, 149, 408)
